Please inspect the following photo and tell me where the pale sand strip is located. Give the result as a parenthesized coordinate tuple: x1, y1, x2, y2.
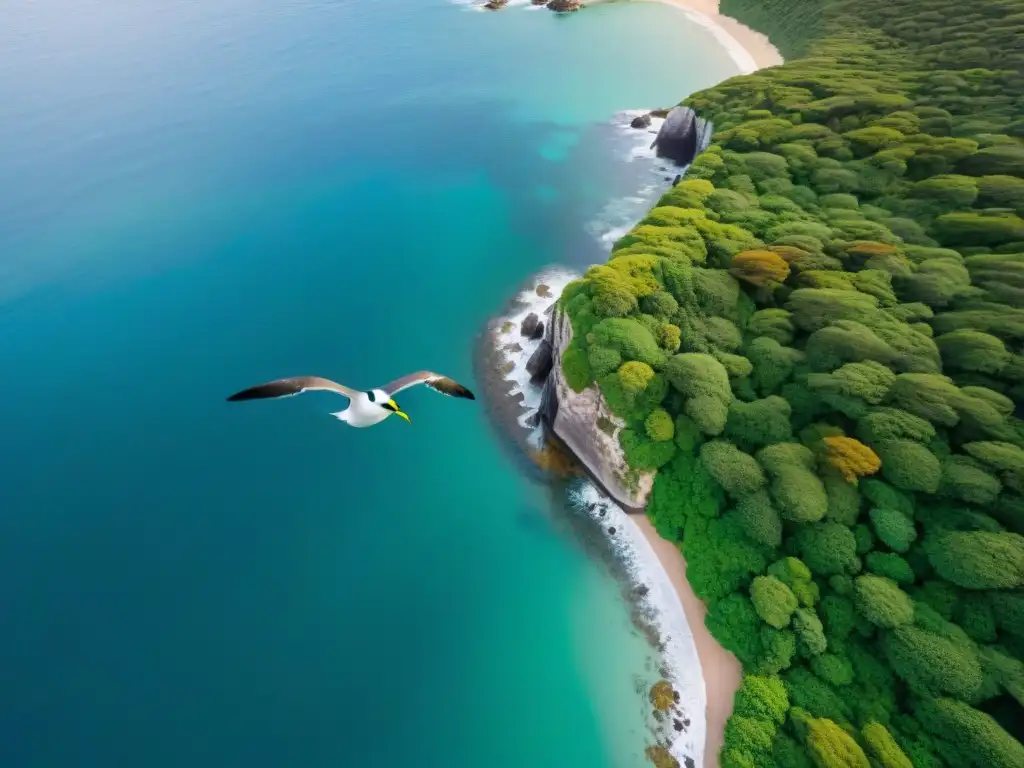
(632, 513, 744, 768)
(641, 0, 783, 73)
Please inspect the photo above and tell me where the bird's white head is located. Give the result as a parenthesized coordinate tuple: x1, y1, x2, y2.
(370, 388, 410, 423)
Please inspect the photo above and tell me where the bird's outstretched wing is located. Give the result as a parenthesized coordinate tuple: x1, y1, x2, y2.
(382, 371, 476, 400)
(226, 376, 357, 402)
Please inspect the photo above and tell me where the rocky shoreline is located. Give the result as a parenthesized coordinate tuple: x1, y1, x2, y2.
(483, 0, 583, 11)
(476, 267, 709, 768)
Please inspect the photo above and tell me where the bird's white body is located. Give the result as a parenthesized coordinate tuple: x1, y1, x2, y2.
(227, 370, 473, 426)
(332, 389, 394, 428)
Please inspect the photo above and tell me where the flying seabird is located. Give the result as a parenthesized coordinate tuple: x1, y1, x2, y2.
(226, 371, 475, 427)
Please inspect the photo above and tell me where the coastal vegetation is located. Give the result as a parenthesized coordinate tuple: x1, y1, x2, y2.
(558, 0, 1024, 764)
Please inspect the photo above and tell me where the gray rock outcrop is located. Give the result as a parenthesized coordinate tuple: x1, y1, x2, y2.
(630, 113, 652, 129)
(526, 339, 553, 380)
(521, 312, 542, 338)
(538, 307, 654, 511)
(650, 106, 713, 166)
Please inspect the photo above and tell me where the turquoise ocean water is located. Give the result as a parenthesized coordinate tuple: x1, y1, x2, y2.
(0, 2, 738, 765)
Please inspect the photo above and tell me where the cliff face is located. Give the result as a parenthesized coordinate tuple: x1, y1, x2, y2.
(540, 307, 654, 512)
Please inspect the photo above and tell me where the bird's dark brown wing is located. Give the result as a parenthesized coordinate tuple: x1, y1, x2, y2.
(226, 376, 356, 402)
(382, 371, 475, 400)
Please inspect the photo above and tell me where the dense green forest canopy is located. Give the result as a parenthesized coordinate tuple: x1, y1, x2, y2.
(559, 0, 1024, 765)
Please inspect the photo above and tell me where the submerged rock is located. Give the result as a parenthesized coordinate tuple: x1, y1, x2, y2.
(526, 339, 554, 379)
(520, 312, 541, 338)
(630, 113, 652, 129)
(547, 0, 583, 11)
(483, 0, 508, 8)
(650, 106, 713, 166)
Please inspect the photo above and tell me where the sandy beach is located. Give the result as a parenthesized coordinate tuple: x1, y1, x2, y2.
(642, 0, 783, 73)
(632, 514, 744, 768)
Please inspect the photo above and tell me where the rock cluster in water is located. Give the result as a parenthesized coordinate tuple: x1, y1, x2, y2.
(547, 0, 583, 11)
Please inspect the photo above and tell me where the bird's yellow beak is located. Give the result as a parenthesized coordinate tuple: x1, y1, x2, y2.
(389, 399, 411, 423)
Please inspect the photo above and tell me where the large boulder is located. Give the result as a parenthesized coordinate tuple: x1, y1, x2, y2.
(521, 312, 543, 339)
(527, 340, 554, 379)
(650, 106, 712, 166)
(547, 0, 583, 11)
(630, 113, 652, 129)
(484, 0, 508, 8)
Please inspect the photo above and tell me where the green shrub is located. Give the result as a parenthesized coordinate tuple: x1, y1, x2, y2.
(927, 530, 1024, 590)
(915, 698, 1024, 768)
(734, 490, 783, 549)
(562, 339, 593, 392)
(751, 575, 800, 629)
(619, 428, 676, 470)
(884, 625, 983, 699)
(854, 575, 915, 629)
(869, 508, 917, 553)
(794, 522, 860, 577)
(865, 553, 915, 585)
(876, 440, 942, 492)
(645, 408, 675, 442)
(701, 440, 767, 497)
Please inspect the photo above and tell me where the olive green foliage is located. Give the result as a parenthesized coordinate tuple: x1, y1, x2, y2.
(854, 575, 914, 629)
(802, 714, 870, 768)
(915, 697, 1024, 768)
(645, 408, 675, 442)
(734, 489, 783, 549)
(792, 608, 827, 658)
(751, 575, 799, 629)
(868, 507, 916, 553)
(861, 722, 912, 768)
(557, 1, 1024, 762)
(794, 522, 860, 577)
(726, 396, 793, 450)
(758, 443, 829, 523)
(701, 440, 766, 498)
(927, 530, 1024, 589)
(884, 624, 983, 699)
(769, 556, 819, 608)
(875, 440, 942, 493)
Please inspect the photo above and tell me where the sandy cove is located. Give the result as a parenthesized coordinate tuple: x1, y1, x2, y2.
(631, 514, 743, 768)
(639, 0, 783, 74)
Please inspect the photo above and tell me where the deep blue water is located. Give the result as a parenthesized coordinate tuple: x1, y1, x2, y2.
(0, 1, 738, 766)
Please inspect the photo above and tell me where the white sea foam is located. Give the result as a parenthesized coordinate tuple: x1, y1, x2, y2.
(569, 482, 706, 768)
(491, 267, 580, 446)
(586, 109, 680, 249)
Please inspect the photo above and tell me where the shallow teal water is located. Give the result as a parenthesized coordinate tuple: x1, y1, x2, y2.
(0, 2, 737, 765)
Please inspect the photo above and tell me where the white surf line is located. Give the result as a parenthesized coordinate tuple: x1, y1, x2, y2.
(491, 267, 580, 445)
(570, 482, 707, 768)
